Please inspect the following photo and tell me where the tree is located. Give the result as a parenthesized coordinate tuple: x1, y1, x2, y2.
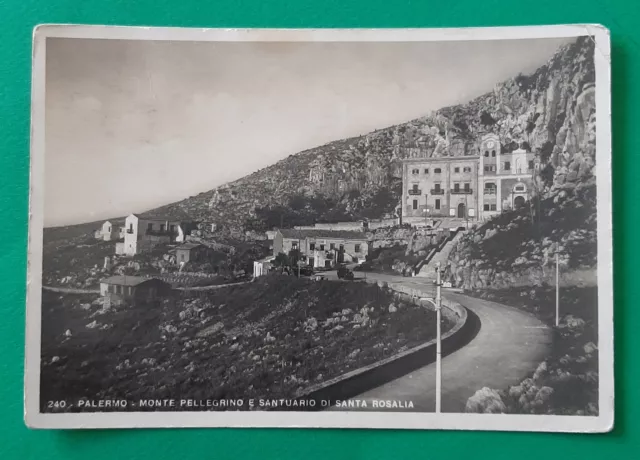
(288, 248, 302, 267)
(273, 253, 289, 268)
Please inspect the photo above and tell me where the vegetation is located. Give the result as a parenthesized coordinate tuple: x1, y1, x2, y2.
(465, 285, 598, 415)
(40, 277, 453, 412)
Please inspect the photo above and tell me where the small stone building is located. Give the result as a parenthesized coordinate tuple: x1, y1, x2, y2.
(99, 276, 171, 303)
(175, 243, 209, 266)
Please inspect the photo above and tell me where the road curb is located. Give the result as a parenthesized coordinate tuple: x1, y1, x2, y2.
(289, 283, 473, 410)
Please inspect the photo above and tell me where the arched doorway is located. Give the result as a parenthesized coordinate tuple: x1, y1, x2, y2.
(457, 203, 466, 218)
(514, 196, 526, 208)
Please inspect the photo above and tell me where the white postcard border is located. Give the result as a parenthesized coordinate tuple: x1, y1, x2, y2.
(25, 24, 613, 432)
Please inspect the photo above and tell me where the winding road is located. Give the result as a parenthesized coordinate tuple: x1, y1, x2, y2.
(331, 271, 553, 413)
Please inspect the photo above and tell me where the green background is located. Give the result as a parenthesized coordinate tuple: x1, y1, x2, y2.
(0, 0, 636, 458)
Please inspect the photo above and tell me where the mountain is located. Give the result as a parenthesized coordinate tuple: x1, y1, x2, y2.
(145, 36, 596, 238)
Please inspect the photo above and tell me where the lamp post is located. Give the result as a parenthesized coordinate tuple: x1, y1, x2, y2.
(420, 262, 443, 414)
(555, 250, 560, 327)
(435, 262, 442, 413)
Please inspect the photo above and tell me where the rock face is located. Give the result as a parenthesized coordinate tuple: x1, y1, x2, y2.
(146, 37, 595, 234)
(444, 37, 597, 290)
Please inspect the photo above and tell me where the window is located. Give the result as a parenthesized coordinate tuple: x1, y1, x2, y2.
(129, 223, 133, 231)
(170, 225, 175, 232)
(463, 167, 471, 173)
(515, 185, 525, 192)
(292, 242, 298, 249)
(490, 204, 497, 211)
(434, 168, 442, 174)
(319, 244, 325, 251)
(180, 254, 185, 261)
(491, 150, 496, 157)
(108, 226, 111, 232)
(484, 150, 489, 157)
(309, 243, 315, 251)
(454, 183, 460, 192)
(412, 184, 419, 192)
(529, 160, 534, 170)
(330, 243, 335, 250)
(412, 168, 419, 175)
(412, 200, 418, 210)
(424, 168, 429, 174)
(355, 244, 361, 253)
(147, 223, 153, 231)
(504, 161, 511, 170)
(435, 199, 441, 210)
(434, 183, 441, 192)
(464, 183, 470, 192)
(454, 167, 460, 173)
(484, 165, 496, 172)
(160, 224, 165, 232)
(484, 204, 490, 211)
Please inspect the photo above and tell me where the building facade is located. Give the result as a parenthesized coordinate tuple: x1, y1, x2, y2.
(175, 243, 209, 266)
(99, 276, 171, 304)
(122, 214, 182, 255)
(273, 229, 371, 268)
(98, 220, 119, 241)
(401, 134, 539, 224)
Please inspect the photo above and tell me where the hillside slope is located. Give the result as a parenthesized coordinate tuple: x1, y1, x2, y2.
(145, 36, 595, 236)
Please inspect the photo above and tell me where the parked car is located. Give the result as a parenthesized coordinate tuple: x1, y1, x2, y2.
(337, 265, 354, 280)
(298, 266, 314, 277)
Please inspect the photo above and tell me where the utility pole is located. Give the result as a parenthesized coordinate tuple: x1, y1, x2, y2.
(435, 262, 442, 413)
(555, 251, 560, 327)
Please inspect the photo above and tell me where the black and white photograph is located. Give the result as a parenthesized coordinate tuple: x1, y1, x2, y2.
(25, 25, 613, 431)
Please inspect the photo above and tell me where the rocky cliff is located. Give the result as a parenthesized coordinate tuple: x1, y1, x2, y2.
(147, 36, 596, 246)
(445, 36, 597, 289)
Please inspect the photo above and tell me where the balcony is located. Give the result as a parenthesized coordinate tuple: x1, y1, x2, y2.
(430, 189, 445, 195)
(145, 229, 178, 236)
(483, 188, 497, 195)
(408, 188, 422, 195)
(451, 188, 473, 195)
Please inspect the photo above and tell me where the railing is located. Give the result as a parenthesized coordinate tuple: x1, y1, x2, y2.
(451, 189, 473, 195)
(408, 189, 422, 195)
(145, 229, 178, 236)
(430, 189, 445, 195)
(483, 189, 497, 195)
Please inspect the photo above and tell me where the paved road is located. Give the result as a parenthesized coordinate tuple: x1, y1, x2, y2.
(332, 272, 553, 413)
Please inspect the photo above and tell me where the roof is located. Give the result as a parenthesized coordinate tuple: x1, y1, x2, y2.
(402, 155, 480, 163)
(176, 242, 204, 250)
(131, 213, 182, 223)
(278, 228, 368, 240)
(100, 276, 166, 286)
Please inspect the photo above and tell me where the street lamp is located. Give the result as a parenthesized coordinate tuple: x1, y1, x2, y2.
(420, 262, 443, 413)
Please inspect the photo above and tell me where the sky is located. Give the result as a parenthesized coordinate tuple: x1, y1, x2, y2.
(44, 35, 574, 226)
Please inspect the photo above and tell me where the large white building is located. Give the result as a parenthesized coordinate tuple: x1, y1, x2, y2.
(120, 214, 183, 256)
(401, 133, 540, 224)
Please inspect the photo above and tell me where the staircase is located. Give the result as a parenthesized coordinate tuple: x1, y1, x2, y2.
(416, 230, 465, 279)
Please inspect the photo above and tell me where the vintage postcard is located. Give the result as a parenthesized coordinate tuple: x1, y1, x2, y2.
(25, 24, 613, 431)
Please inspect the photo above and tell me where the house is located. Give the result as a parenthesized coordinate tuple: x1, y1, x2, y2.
(99, 276, 171, 303)
(401, 133, 538, 224)
(122, 214, 182, 255)
(175, 242, 209, 266)
(273, 229, 370, 268)
(97, 220, 119, 241)
(253, 255, 275, 278)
